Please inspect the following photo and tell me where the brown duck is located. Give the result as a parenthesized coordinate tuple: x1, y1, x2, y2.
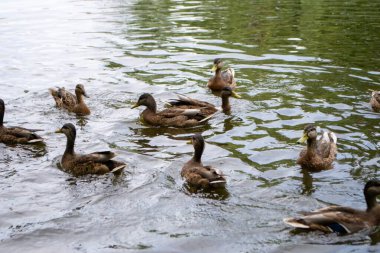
(284, 179, 380, 234)
(208, 58, 237, 91)
(168, 87, 240, 113)
(0, 98, 43, 144)
(296, 124, 337, 171)
(370, 91, 380, 111)
(55, 123, 125, 176)
(49, 84, 90, 115)
(132, 93, 215, 127)
(181, 134, 226, 188)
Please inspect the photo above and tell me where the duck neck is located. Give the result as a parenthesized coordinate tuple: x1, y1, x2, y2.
(0, 106, 3, 127)
(75, 90, 84, 104)
(146, 98, 157, 113)
(306, 137, 317, 155)
(365, 192, 378, 211)
(192, 143, 204, 163)
(65, 134, 75, 155)
(215, 67, 222, 77)
(221, 95, 231, 112)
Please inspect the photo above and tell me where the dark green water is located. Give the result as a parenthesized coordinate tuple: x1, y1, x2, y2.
(0, 0, 379, 252)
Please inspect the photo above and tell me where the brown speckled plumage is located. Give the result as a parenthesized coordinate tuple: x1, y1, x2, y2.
(208, 58, 237, 91)
(370, 91, 380, 111)
(168, 87, 238, 113)
(56, 123, 125, 176)
(284, 179, 380, 234)
(181, 134, 226, 188)
(132, 93, 214, 127)
(49, 84, 90, 115)
(296, 124, 337, 171)
(0, 99, 43, 144)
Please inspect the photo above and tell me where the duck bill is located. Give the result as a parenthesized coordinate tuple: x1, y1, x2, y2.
(186, 139, 192, 144)
(55, 129, 63, 134)
(83, 92, 89, 98)
(231, 90, 241, 98)
(297, 134, 308, 144)
(131, 103, 140, 109)
(211, 64, 217, 72)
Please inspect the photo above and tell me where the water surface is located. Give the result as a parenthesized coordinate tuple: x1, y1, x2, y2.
(0, 0, 380, 252)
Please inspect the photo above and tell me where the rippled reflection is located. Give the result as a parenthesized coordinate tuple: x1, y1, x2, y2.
(0, 0, 379, 252)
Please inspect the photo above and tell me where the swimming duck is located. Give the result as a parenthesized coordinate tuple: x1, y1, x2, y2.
(370, 91, 380, 111)
(181, 134, 226, 188)
(296, 124, 337, 171)
(208, 58, 237, 91)
(132, 93, 214, 127)
(49, 84, 90, 115)
(55, 123, 125, 176)
(0, 99, 43, 144)
(283, 179, 380, 234)
(168, 87, 240, 113)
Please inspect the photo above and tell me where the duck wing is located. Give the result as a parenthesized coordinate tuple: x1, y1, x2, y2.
(221, 68, 235, 85)
(190, 166, 226, 183)
(373, 92, 380, 104)
(168, 94, 215, 109)
(158, 107, 214, 120)
(70, 151, 125, 175)
(284, 208, 368, 234)
(4, 127, 43, 143)
(317, 131, 337, 158)
(60, 88, 77, 108)
(75, 151, 116, 163)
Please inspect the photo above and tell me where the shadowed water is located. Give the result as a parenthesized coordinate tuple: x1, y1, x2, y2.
(0, 0, 379, 252)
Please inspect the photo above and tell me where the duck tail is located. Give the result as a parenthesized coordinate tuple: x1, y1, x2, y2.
(199, 111, 219, 123)
(228, 68, 235, 78)
(328, 132, 337, 144)
(27, 138, 44, 143)
(283, 217, 310, 229)
(49, 88, 58, 97)
(109, 164, 126, 174)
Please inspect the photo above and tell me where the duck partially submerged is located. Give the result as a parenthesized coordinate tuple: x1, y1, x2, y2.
(181, 134, 226, 188)
(296, 124, 337, 171)
(55, 123, 125, 176)
(370, 91, 380, 111)
(132, 93, 214, 127)
(168, 87, 240, 114)
(208, 58, 237, 92)
(0, 99, 43, 144)
(284, 179, 380, 234)
(49, 84, 90, 115)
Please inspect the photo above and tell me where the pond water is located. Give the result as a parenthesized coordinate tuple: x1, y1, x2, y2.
(0, 0, 379, 252)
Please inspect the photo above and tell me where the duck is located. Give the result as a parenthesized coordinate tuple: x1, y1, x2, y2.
(0, 98, 43, 144)
(55, 123, 126, 176)
(283, 179, 380, 234)
(49, 84, 90, 115)
(208, 58, 237, 92)
(132, 93, 215, 127)
(181, 133, 226, 188)
(296, 124, 337, 171)
(370, 90, 380, 111)
(168, 87, 240, 114)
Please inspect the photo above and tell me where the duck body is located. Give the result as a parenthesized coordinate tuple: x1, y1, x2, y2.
(181, 134, 226, 188)
(296, 124, 337, 171)
(49, 84, 90, 115)
(0, 99, 43, 144)
(208, 58, 237, 91)
(370, 91, 380, 111)
(168, 87, 239, 114)
(132, 93, 214, 128)
(56, 123, 125, 176)
(284, 179, 380, 234)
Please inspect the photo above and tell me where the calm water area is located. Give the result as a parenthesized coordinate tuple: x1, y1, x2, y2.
(0, 0, 379, 252)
